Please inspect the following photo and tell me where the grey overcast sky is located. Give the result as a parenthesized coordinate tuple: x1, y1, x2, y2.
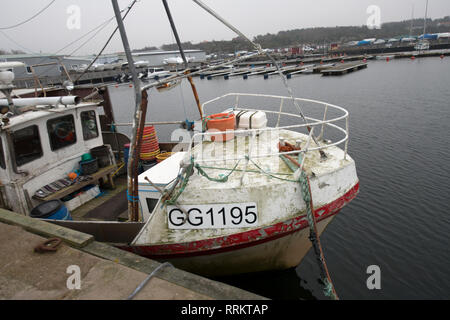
(0, 0, 449, 55)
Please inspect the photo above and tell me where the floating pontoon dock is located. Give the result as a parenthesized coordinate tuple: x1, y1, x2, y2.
(321, 61, 368, 76)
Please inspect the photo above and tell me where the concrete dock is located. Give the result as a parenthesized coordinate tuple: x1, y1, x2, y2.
(0, 208, 265, 300)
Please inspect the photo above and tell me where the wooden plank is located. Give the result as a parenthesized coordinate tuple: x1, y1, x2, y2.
(36, 164, 117, 201)
(0, 208, 94, 248)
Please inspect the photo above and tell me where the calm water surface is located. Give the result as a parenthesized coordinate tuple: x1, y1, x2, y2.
(115, 57, 450, 299)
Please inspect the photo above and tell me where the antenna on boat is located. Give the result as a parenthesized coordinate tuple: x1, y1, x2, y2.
(161, 0, 203, 120)
(111, 0, 147, 222)
(191, 0, 327, 159)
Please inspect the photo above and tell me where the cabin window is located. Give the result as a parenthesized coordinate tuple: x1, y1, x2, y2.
(13, 125, 43, 166)
(26, 66, 33, 74)
(0, 138, 5, 169)
(81, 111, 99, 140)
(47, 115, 77, 151)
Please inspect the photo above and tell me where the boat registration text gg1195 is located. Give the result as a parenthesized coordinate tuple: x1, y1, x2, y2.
(167, 203, 258, 230)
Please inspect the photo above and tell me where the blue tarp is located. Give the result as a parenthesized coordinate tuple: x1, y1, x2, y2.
(419, 34, 438, 40)
(357, 40, 372, 46)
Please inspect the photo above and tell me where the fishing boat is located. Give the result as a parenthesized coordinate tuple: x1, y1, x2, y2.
(122, 93, 359, 276)
(0, 1, 359, 281)
(0, 67, 359, 277)
(414, 40, 430, 51)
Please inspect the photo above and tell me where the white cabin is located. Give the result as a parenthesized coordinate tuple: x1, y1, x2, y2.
(0, 102, 104, 215)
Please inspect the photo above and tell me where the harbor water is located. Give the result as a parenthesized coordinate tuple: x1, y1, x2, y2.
(114, 57, 450, 299)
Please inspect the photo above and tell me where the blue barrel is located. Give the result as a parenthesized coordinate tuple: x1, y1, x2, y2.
(30, 200, 72, 220)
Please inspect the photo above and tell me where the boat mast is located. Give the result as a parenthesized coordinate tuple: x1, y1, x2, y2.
(410, 4, 414, 37)
(161, 0, 203, 119)
(111, 0, 147, 222)
(423, 0, 429, 38)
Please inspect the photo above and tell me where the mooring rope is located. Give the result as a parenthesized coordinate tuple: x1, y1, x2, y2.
(126, 262, 173, 300)
(163, 149, 339, 299)
(281, 154, 339, 300)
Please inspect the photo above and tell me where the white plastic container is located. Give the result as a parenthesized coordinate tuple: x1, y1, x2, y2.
(64, 196, 82, 211)
(223, 109, 267, 129)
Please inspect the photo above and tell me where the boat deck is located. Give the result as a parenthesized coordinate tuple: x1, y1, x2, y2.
(135, 129, 358, 246)
(70, 175, 128, 221)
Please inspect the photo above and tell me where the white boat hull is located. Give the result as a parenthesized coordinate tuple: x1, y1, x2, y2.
(121, 183, 358, 276)
(125, 126, 359, 275)
(164, 215, 336, 276)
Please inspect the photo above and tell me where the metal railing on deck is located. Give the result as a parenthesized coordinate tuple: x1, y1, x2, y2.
(188, 93, 350, 164)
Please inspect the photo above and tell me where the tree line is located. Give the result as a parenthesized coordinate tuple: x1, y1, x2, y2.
(137, 16, 450, 54)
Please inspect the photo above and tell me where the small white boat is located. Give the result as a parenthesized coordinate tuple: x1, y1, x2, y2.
(415, 40, 430, 51)
(93, 63, 105, 71)
(147, 67, 171, 80)
(134, 60, 150, 68)
(103, 63, 122, 71)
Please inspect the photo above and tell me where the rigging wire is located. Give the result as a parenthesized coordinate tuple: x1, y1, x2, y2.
(33, 17, 117, 80)
(0, 0, 57, 30)
(53, 17, 117, 56)
(191, 0, 326, 159)
(8, 15, 117, 79)
(74, 0, 138, 83)
(31, 0, 137, 82)
(0, 30, 37, 54)
(67, 18, 115, 57)
(14, 14, 117, 70)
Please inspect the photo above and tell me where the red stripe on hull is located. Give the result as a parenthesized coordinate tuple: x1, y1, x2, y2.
(118, 182, 359, 259)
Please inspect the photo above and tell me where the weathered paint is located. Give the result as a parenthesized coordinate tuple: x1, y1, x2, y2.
(123, 182, 358, 258)
(134, 129, 358, 247)
(129, 106, 359, 275)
